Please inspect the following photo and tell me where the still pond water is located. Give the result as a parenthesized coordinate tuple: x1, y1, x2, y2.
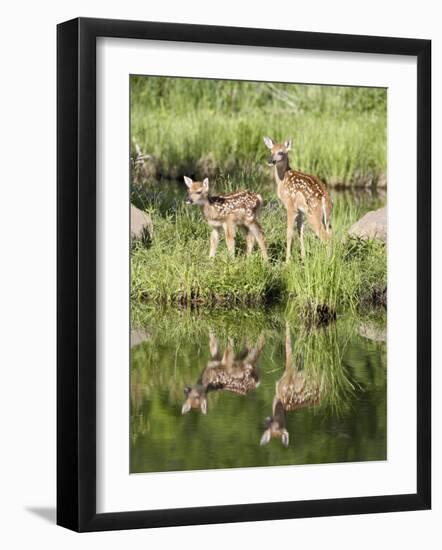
(130, 307, 386, 474)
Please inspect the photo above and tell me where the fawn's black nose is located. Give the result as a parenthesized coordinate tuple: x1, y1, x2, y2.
(185, 197, 193, 204)
(267, 156, 276, 166)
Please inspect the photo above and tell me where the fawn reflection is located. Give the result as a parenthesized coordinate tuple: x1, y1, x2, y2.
(182, 331, 265, 415)
(260, 323, 323, 447)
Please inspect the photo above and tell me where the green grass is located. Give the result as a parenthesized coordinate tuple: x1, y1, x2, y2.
(131, 184, 386, 313)
(130, 76, 387, 314)
(131, 76, 386, 186)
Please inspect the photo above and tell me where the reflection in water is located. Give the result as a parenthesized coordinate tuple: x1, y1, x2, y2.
(260, 324, 322, 447)
(130, 308, 386, 473)
(182, 332, 264, 415)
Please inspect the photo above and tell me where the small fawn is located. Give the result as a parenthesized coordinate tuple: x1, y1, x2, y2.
(260, 323, 322, 447)
(264, 137, 332, 261)
(184, 176, 268, 260)
(182, 331, 265, 415)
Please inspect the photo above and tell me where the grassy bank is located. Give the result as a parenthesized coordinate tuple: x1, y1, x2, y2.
(131, 76, 387, 187)
(131, 187, 386, 314)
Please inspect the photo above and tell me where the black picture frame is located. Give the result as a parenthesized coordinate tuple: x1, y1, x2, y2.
(57, 17, 431, 532)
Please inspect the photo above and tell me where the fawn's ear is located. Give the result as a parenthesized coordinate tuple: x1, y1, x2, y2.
(284, 139, 292, 151)
(202, 177, 209, 191)
(200, 398, 208, 415)
(181, 401, 191, 415)
(281, 430, 290, 447)
(263, 136, 274, 149)
(183, 176, 193, 188)
(260, 429, 271, 446)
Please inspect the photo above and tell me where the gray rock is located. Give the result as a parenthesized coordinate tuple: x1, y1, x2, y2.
(131, 204, 153, 242)
(377, 173, 387, 188)
(358, 323, 387, 342)
(131, 328, 151, 348)
(348, 206, 387, 242)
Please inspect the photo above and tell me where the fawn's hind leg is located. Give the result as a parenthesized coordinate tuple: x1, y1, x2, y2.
(295, 210, 305, 259)
(286, 208, 296, 262)
(307, 207, 330, 242)
(240, 225, 255, 256)
(246, 230, 256, 256)
(209, 331, 221, 359)
(223, 220, 236, 257)
(248, 221, 268, 261)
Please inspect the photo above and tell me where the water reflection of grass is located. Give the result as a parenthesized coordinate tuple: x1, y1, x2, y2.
(131, 307, 371, 418)
(289, 324, 356, 415)
(130, 307, 387, 471)
(131, 190, 386, 312)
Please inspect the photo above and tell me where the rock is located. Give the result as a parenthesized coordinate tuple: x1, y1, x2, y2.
(131, 142, 161, 182)
(131, 328, 151, 348)
(377, 172, 387, 188)
(196, 154, 218, 178)
(359, 285, 387, 309)
(348, 206, 387, 242)
(358, 323, 387, 342)
(131, 204, 153, 243)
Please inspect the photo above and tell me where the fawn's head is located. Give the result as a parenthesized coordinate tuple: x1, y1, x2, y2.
(263, 137, 292, 166)
(260, 418, 289, 447)
(259, 401, 289, 447)
(184, 176, 209, 205)
(181, 385, 208, 415)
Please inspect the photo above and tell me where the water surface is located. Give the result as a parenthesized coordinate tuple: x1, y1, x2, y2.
(130, 308, 386, 473)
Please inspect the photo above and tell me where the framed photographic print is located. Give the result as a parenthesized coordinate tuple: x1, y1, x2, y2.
(57, 17, 431, 532)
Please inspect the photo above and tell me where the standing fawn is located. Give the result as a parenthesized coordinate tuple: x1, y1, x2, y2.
(260, 323, 322, 447)
(263, 137, 332, 261)
(184, 176, 268, 260)
(182, 331, 265, 415)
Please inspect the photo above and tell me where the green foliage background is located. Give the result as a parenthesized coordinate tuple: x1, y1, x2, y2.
(131, 76, 387, 186)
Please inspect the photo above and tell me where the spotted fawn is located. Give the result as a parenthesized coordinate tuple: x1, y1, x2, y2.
(263, 137, 332, 261)
(260, 324, 322, 447)
(184, 176, 268, 260)
(181, 332, 265, 415)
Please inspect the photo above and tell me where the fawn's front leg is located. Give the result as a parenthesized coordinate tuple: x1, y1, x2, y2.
(223, 221, 236, 257)
(209, 228, 220, 258)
